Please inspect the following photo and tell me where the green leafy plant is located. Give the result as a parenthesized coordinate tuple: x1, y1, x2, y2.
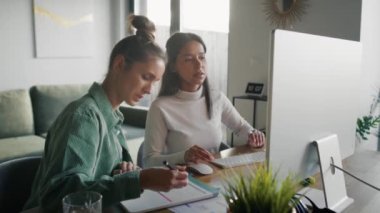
(356, 88, 380, 141)
(223, 165, 300, 213)
(356, 115, 380, 140)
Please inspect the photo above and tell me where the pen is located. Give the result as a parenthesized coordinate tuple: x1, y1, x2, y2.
(163, 160, 175, 170)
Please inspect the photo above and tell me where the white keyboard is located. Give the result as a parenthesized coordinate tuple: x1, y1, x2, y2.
(211, 151, 265, 168)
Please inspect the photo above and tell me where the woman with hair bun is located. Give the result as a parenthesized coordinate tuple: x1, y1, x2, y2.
(23, 15, 188, 212)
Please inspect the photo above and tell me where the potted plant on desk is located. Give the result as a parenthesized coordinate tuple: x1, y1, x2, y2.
(222, 165, 300, 213)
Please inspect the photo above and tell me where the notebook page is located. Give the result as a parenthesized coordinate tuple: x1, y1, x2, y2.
(121, 178, 218, 213)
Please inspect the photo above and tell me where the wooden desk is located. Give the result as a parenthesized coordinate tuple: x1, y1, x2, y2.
(197, 144, 265, 183)
(147, 146, 380, 213)
(193, 147, 380, 212)
(21, 146, 265, 213)
(120, 145, 265, 213)
(33, 146, 373, 213)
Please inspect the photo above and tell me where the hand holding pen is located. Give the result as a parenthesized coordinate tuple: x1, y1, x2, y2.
(139, 161, 188, 192)
(163, 160, 187, 172)
(163, 160, 175, 170)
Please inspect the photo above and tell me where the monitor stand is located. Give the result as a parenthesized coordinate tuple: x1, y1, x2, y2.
(313, 134, 354, 212)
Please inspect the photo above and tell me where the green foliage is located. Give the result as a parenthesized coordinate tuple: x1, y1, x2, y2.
(356, 115, 380, 141)
(223, 165, 299, 213)
(357, 88, 380, 141)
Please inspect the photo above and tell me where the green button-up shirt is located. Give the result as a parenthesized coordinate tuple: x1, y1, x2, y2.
(24, 83, 142, 211)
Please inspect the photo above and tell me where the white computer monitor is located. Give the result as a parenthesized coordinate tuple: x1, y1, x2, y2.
(267, 29, 362, 182)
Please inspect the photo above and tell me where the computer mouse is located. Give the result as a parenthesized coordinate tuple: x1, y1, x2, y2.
(187, 163, 214, 175)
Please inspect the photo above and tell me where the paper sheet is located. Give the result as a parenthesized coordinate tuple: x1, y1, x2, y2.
(169, 194, 228, 213)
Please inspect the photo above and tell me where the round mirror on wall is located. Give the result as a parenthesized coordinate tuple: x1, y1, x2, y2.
(263, 0, 309, 28)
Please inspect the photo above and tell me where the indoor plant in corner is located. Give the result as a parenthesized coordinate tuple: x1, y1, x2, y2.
(223, 164, 300, 213)
(356, 88, 380, 145)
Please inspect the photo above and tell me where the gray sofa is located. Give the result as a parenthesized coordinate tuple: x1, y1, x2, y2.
(0, 84, 147, 163)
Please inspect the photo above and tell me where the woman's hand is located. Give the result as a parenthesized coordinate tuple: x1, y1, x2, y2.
(113, 161, 139, 175)
(248, 130, 266, 148)
(140, 166, 188, 192)
(184, 145, 215, 163)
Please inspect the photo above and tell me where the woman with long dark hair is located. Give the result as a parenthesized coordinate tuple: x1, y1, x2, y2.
(143, 32, 265, 168)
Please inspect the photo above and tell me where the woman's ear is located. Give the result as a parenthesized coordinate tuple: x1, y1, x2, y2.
(112, 55, 125, 73)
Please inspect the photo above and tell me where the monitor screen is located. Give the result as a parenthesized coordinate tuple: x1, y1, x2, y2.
(267, 29, 362, 181)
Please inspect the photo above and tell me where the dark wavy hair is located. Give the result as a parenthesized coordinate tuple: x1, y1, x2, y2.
(158, 32, 212, 119)
(107, 15, 165, 72)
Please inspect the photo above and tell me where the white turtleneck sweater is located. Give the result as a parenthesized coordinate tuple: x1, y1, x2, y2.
(142, 88, 254, 167)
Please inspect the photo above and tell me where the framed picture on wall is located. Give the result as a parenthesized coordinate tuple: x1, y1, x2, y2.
(33, 0, 94, 58)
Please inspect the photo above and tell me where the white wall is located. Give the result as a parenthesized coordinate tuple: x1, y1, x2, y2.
(228, 0, 363, 145)
(228, 0, 272, 136)
(0, 0, 119, 91)
(292, 0, 361, 41)
(358, 0, 380, 150)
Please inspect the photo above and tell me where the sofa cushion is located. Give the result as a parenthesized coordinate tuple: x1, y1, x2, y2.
(30, 84, 90, 135)
(0, 135, 45, 163)
(0, 89, 34, 139)
(121, 125, 145, 140)
(119, 106, 148, 128)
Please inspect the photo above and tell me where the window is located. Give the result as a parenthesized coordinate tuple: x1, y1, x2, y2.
(181, 0, 229, 33)
(181, 0, 229, 94)
(133, 0, 230, 106)
(146, 0, 171, 49)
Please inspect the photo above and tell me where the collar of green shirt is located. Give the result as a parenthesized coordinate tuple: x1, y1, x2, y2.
(88, 82, 124, 130)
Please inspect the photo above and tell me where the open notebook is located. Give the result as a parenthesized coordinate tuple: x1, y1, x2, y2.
(121, 176, 219, 213)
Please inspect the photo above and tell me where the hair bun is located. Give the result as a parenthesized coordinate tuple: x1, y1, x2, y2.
(128, 15, 156, 41)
